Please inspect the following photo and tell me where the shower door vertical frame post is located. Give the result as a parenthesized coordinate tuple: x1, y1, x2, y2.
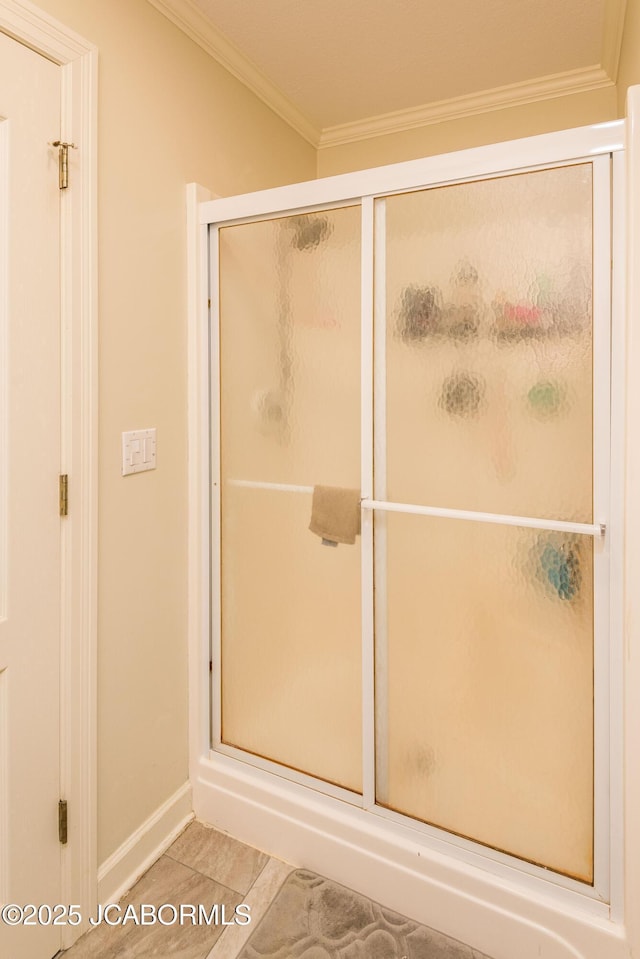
(208, 224, 223, 750)
(591, 152, 613, 903)
(361, 196, 376, 807)
(607, 147, 626, 922)
(372, 197, 389, 806)
(622, 86, 640, 954)
(199, 219, 213, 759)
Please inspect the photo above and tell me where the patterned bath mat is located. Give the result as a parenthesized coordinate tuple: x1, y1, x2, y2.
(238, 869, 490, 958)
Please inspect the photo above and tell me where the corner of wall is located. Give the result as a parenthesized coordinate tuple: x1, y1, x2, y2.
(97, 782, 193, 906)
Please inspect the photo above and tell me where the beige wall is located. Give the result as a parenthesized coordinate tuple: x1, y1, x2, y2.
(31, 0, 315, 864)
(618, 0, 640, 113)
(317, 87, 617, 177)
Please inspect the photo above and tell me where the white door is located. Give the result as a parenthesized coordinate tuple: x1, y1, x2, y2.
(0, 29, 64, 959)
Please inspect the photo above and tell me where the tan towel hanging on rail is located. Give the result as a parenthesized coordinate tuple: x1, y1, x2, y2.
(309, 486, 361, 546)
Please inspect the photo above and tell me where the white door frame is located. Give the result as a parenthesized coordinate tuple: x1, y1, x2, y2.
(0, 0, 98, 945)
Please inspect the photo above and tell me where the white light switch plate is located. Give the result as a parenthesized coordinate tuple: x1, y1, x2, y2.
(122, 428, 156, 475)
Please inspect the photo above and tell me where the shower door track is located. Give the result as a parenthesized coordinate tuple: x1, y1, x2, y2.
(201, 123, 624, 916)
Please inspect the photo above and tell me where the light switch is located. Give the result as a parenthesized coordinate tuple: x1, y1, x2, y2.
(122, 429, 156, 475)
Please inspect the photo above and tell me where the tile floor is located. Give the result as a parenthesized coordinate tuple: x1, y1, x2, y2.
(62, 820, 487, 959)
(63, 820, 293, 959)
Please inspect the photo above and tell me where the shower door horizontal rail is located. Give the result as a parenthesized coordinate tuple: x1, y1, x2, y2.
(225, 479, 605, 536)
(362, 500, 605, 537)
(227, 478, 313, 494)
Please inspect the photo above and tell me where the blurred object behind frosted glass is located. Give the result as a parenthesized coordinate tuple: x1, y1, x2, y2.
(218, 207, 362, 792)
(383, 164, 593, 522)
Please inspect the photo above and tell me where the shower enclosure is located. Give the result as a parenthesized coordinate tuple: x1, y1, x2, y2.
(190, 120, 626, 959)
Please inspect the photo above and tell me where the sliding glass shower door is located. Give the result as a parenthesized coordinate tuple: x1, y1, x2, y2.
(217, 207, 363, 793)
(373, 164, 599, 883)
(212, 155, 609, 885)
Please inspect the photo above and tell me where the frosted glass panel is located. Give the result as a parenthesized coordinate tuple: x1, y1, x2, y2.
(218, 207, 362, 792)
(377, 512, 593, 882)
(221, 487, 362, 790)
(383, 164, 593, 522)
(219, 208, 361, 488)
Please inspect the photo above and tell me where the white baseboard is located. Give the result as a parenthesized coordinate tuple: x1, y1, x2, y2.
(193, 756, 630, 959)
(97, 781, 193, 905)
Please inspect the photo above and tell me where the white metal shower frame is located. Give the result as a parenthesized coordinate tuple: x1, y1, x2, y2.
(200, 120, 624, 913)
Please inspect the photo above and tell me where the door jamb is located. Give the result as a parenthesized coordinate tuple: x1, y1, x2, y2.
(0, 0, 98, 945)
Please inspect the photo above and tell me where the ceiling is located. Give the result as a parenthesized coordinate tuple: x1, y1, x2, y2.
(147, 0, 626, 147)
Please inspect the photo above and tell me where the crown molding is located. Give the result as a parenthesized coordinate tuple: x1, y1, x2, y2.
(145, 0, 321, 146)
(318, 66, 614, 149)
(147, 0, 618, 155)
(601, 0, 628, 81)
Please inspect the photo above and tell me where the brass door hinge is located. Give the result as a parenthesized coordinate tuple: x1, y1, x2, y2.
(58, 800, 68, 845)
(51, 140, 77, 190)
(59, 474, 68, 516)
